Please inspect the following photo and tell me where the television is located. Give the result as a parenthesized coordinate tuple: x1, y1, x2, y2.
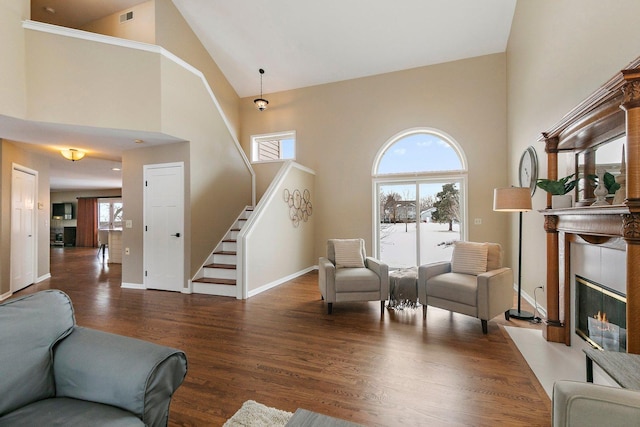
(52, 203, 73, 220)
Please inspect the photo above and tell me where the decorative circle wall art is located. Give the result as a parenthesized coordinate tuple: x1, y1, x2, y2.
(283, 188, 312, 227)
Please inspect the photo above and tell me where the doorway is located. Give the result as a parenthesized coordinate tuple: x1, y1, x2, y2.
(143, 162, 184, 292)
(11, 164, 37, 292)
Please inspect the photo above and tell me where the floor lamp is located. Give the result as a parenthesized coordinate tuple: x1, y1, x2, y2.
(493, 187, 534, 320)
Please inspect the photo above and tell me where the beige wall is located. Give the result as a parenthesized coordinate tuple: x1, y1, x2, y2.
(240, 54, 510, 262)
(81, 0, 155, 44)
(25, 30, 162, 132)
(155, 0, 240, 137)
(243, 162, 315, 294)
(159, 55, 252, 280)
(0, 0, 29, 119)
(122, 142, 189, 286)
(0, 140, 50, 295)
(506, 0, 640, 310)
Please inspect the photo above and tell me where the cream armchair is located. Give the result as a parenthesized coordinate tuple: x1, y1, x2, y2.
(318, 239, 389, 314)
(418, 241, 513, 334)
(553, 381, 640, 426)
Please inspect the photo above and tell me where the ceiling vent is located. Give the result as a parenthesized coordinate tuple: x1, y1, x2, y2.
(119, 11, 134, 23)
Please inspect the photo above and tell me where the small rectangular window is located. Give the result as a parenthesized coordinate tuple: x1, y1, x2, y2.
(251, 131, 296, 163)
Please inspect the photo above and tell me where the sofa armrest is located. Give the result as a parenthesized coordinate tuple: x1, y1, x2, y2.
(553, 380, 640, 427)
(53, 327, 187, 427)
(476, 267, 514, 320)
(318, 257, 336, 302)
(418, 262, 451, 302)
(365, 257, 389, 299)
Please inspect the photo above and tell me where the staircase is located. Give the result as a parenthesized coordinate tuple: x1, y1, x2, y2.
(192, 207, 253, 297)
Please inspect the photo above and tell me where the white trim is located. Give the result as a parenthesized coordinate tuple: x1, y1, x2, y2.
(371, 128, 468, 263)
(371, 127, 468, 176)
(36, 273, 51, 283)
(247, 266, 316, 298)
(121, 282, 145, 289)
(22, 19, 256, 207)
(521, 286, 548, 319)
(0, 291, 12, 302)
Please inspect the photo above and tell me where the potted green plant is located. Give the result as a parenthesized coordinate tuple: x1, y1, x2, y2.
(536, 174, 576, 208)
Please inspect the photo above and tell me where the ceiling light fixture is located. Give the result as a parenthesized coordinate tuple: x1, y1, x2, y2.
(61, 149, 86, 162)
(253, 68, 269, 111)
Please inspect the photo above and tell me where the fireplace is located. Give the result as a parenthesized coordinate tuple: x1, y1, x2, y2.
(575, 275, 627, 352)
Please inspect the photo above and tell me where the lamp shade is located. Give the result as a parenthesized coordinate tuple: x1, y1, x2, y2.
(493, 187, 532, 212)
(61, 149, 85, 162)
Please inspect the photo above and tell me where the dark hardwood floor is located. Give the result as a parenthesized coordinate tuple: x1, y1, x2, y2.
(14, 247, 551, 426)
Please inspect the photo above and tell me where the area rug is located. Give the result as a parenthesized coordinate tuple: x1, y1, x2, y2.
(223, 400, 293, 427)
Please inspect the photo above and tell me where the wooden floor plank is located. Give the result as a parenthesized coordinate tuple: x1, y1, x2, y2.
(14, 247, 551, 426)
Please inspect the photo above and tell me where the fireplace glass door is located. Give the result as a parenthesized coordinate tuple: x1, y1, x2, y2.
(575, 276, 627, 352)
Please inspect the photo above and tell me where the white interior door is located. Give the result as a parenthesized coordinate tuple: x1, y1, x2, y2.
(143, 163, 184, 292)
(11, 166, 36, 292)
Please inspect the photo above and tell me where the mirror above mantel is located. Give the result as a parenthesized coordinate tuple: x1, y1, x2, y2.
(575, 135, 626, 206)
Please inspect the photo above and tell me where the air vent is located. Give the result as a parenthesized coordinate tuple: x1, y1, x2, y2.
(119, 11, 134, 23)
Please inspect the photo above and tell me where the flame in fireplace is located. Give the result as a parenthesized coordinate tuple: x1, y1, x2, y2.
(594, 311, 608, 323)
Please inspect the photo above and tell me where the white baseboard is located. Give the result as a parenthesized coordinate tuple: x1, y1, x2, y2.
(517, 284, 548, 319)
(247, 266, 316, 298)
(0, 291, 12, 302)
(36, 273, 51, 283)
(121, 282, 145, 289)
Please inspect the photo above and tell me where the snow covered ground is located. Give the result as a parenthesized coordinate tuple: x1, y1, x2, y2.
(379, 222, 460, 268)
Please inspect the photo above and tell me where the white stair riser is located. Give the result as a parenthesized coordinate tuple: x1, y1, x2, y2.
(203, 267, 236, 280)
(228, 230, 240, 240)
(213, 253, 236, 264)
(235, 220, 248, 229)
(242, 210, 253, 219)
(192, 282, 236, 297)
(221, 241, 237, 251)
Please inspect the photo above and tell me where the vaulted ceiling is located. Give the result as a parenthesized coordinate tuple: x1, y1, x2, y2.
(21, 0, 516, 190)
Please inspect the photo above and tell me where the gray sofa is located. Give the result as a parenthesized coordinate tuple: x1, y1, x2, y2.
(0, 290, 187, 426)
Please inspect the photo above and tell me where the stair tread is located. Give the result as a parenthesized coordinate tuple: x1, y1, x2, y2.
(222, 239, 236, 243)
(193, 278, 236, 285)
(204, 263, 236, 269)
(214, 250, 236, 255)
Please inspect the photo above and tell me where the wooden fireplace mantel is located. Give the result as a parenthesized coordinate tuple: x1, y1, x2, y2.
(539, 57, 640, 354)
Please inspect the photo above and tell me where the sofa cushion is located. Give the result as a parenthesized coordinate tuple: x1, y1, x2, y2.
(335, 268, 380, 292)
(451, 241, 488, 275)
(427, 272, 478, 307)
(333, 239, 365, 268)
(0, 290, 75, 417)
(0, 397, 144, 427)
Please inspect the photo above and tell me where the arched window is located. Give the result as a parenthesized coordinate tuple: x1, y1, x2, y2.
(373, 128, 467, 268)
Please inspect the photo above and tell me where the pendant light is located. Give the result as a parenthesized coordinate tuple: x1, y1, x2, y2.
(253, 68, 269, 111)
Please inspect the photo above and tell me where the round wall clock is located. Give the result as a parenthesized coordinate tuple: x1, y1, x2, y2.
(519, 146, 538, 196)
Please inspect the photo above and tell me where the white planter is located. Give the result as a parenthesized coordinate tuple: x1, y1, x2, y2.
(552, 194, 573, 209)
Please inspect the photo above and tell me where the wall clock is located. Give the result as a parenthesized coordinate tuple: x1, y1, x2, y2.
(519, 146, 538, 196)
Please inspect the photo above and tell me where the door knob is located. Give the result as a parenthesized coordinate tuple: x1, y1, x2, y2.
(171, 232, 181, 237)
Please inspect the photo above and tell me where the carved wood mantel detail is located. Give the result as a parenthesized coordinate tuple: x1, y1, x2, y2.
(539, 57, 640, 354)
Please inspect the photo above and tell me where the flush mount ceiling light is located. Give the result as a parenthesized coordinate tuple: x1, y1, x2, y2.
(60, 148, 86, 162)
(253, 68, 269, 111)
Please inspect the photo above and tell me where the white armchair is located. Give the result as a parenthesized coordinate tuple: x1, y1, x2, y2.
(418, 241, 513, 333)
(318, 239, 389, 314)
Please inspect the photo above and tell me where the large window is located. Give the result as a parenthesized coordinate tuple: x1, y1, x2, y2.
(251, 131, 296, 163)
(98, 198, 123, 229)
(373, 129, 467, 268)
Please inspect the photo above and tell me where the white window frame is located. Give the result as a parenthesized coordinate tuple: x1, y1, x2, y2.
(250, 130, 296, 163)
(371, 128, 469, 264)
